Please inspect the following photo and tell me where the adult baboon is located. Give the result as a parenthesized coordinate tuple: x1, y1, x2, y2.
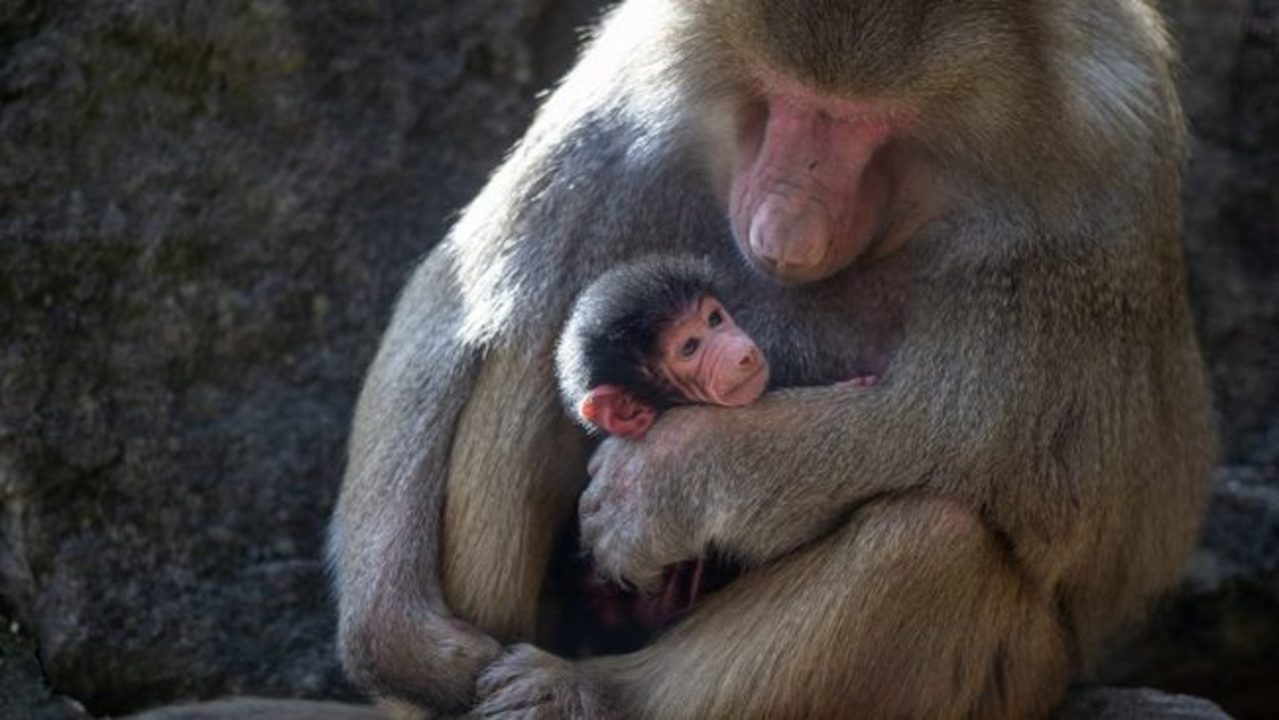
(332, 1, 1212, 717)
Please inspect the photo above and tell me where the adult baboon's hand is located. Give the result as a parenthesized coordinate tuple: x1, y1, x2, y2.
(579, 407, 712, 590)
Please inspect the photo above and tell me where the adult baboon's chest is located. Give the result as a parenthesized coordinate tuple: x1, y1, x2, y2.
(714, 254, 913, 390)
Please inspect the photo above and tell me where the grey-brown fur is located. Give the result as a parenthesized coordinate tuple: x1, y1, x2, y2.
(331, 1, 1213, 718)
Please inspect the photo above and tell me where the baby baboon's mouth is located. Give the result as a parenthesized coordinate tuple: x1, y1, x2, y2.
(722, 365, 769, 405)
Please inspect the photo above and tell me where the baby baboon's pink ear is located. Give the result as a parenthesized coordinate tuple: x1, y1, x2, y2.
(580, 386, 657, 440)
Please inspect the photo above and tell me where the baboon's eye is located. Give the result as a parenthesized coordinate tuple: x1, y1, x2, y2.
(681, 337, 701, 358)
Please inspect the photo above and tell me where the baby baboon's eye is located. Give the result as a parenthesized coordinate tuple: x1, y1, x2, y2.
(708, 310, 722, 328)
(681, 337, 701, 358)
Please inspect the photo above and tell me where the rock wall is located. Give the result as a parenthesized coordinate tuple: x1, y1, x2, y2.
(0, 0, 601, 715)
(0, 1, 1273, 718)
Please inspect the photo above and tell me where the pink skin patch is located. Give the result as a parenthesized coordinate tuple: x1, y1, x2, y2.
(578, 559, 706, 647)
(730, 80, 912, 284)
(645, 559, 703, 626)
